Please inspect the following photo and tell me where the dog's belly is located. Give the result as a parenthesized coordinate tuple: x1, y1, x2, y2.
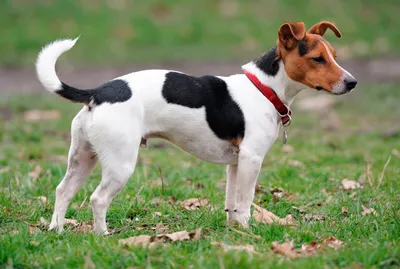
(144, 131, 239, 165)
(143, 107, 239, 165)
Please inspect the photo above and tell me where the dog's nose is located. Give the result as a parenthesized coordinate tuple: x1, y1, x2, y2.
(345, 78, 357, 91)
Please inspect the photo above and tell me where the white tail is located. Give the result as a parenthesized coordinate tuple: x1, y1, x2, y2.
(35, 37, 79, 92)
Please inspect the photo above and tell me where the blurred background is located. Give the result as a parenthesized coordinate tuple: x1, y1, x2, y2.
(0, 0, 400, 93)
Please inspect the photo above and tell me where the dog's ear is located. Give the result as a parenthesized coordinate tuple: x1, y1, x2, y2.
(308, 21, 342, 38)
(278, 22, 306, 50)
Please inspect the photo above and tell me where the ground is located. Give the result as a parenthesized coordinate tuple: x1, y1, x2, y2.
(0, 81, 399, 268)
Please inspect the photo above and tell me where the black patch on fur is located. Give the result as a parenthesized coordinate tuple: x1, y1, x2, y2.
(298, 40, 308, 56)
(162, 72, 245, 141)
(254, 47, 280, 76)
(57, 80, 131, 105)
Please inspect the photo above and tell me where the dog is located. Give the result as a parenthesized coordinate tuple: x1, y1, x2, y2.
(36, 21, 357, 234)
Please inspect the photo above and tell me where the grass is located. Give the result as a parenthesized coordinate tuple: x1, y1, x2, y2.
(1, 0, 400, 67)
(0, 83, 399, 268)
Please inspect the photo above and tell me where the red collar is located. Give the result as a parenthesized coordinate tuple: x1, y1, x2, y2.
(244, 69, 292, 126)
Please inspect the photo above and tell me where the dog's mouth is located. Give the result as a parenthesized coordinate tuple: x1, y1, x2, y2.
(316, 86, 324, 91)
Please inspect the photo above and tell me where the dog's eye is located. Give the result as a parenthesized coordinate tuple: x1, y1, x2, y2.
(312, 56, 325, 63)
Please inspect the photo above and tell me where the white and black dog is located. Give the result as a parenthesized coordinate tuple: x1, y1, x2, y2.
(36, 21, 357, 234)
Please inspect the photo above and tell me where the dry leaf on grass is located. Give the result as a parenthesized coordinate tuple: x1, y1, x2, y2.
(342, 207, 348, 215)
(341, 179, 363, 190)
(252, 203, 295, 226)
(302, 214, 326, 222)
(65, 218, 79, 227)
(119, 228, 201, 248)
(36, 196, 47, 204)
(211, 241, 256, 253)
(288, 160, 305, 168)
(361, 205, 377, 216)
(39, 217, 49, 226)
(30, 240, 40, 246)
(150, 197, 164, 206)
(23, 109, 60, 122)
(325, 236, 345, 249)
(29, 225, 40, 235)
(180, 198, 209, 211)
(153, 222, 168, 233)
(272, 237, 344, 258)
(298, 242, 321, 256)
(281, 144, 294, 154)
(29, 165, 41, 181)
(271, 241, 297, 259)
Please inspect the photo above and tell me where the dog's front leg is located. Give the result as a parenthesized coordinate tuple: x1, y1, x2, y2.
(224, 165, 238, 221)
(229, 149, 262, 227)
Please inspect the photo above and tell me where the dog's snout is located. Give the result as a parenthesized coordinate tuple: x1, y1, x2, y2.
(345, 78, 357, 91)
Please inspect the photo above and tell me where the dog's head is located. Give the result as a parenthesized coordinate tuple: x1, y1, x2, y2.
(276, 21, 357, 95)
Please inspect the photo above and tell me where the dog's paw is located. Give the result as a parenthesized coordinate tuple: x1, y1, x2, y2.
(226, 210, 250, 229)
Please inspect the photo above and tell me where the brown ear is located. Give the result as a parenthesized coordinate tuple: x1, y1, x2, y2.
(278, 22, 306, 50)
(308, 21, 342, 38)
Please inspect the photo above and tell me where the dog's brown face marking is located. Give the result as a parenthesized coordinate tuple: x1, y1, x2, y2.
(277, 21, 345, 93)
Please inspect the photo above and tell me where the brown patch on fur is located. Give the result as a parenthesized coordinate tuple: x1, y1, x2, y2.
(277, 21, 344, 93)
(228, 137, 243, 147)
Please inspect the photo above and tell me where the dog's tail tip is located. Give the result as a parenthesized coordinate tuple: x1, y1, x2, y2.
(35, 37, 80, 93)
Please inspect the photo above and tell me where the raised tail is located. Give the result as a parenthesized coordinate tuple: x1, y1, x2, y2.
(35, 38, 93, 104)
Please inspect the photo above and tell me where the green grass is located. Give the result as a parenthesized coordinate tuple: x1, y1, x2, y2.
(1, 83, 400, 268)
(1, 0, 400, 67)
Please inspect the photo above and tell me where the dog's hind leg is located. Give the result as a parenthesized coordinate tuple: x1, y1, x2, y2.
(49, 110, 97, 233)
(88, 108, 142, 234)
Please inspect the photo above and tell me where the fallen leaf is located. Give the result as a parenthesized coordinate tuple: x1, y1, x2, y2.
(270, 187, 285, 199)
(281, 144, 294, 154)
(119, 235, 153, 247)
(23, 109, 61, 122)
(271, 240, 297, 258)
(30, 240, 40, 246)
(341, 179, 363, 190)
(168, 196, 176, 204)
(292, 206, 307, 214)
(36, 196, 47, 204)
(342, 207, 348, 215)
(29, 165, 41, 181)
(298, 241, 321, 257)
(150, 197, 164, 206)
(303, 214, 326, 222)
(288, 160, 305, 168)
(196, 183, 204, 189)
(255, 183, 268, 194)
(211, 241, 256, 253)
(180, 198, 209, 211)
(65, 218, 79, 227)
(325, 236, 345, 249)
(75, 222, 93, 233)
(29, 225, 40, 235)
(153, 222, 168, 233)
(361, 205, 377, 216)
(119, 229, 201, 248)
(39, 217, 49, 226)
(154, 212, 162, 217)
(252, 203, 295, 226)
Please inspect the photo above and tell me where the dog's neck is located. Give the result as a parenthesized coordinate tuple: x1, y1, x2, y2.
(242, 47, 307, 106)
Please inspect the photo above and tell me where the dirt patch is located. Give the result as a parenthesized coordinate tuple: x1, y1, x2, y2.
(1, 58, 399, 94)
